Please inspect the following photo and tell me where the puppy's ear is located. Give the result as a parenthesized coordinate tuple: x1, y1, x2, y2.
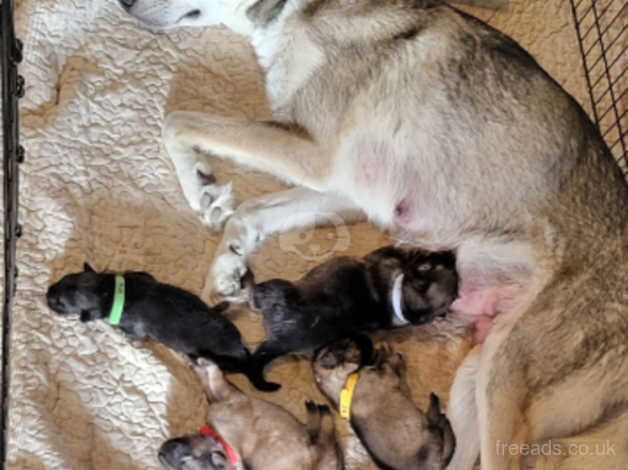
(213, 301, 230, 314)
(387, 351, 406, 377)
(80, 309, 101, 323)
(83, 262, 95, 272)
(317, 348, 341, 369)
(127, 271, 155, 282)
(352, 334, 375, 366)
(209, 450, 228, 469)
(426, 393, 442, 422)
(426, 393, 456, 467)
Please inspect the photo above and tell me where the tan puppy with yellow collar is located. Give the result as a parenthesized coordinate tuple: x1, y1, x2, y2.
(313, 337, 455, 470)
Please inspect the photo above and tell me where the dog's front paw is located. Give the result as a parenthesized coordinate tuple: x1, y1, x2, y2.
(193, 162, 234, 231)
(204, 252, 249, 303)
(200, 182, 234, 231)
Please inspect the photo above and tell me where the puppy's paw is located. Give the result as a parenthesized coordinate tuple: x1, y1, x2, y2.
(206, 252, 249, 303)
(199, 182, 234, 232)
(195, 357, 217, 369)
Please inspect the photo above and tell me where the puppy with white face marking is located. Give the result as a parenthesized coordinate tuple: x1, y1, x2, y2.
(158, 358, 342, 470)
(313, 337, 455, 470)
(247, 246, 458, 380)
(46, 263, 279, 391)
(119, 0, 628, 468)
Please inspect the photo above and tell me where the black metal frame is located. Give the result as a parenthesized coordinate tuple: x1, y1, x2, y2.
(570, 0, 627, 174)
(1, 0, 23, 466)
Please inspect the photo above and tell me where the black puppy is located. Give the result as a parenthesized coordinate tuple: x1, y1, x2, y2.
(46, 263, 279, 391)
(248, 246, 458, 379)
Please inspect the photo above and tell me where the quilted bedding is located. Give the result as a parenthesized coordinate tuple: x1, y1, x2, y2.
(5, 0, 591, 468)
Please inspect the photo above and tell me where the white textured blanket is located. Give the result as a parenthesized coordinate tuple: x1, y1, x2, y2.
(8, 1, 590, 468)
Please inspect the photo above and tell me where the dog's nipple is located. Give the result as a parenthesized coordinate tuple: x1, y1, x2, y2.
(394, 197, 414, 227)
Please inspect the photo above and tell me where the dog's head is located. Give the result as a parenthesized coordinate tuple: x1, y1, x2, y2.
(312, 335, 375, 402)
(158, 434, 237, 470)
(366, 247, 458, 325)
(46, 263, 112, 322)
(117, 0, 258, 31)
(399, 250, 458, 324)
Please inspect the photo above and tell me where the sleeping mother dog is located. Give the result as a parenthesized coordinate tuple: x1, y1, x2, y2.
(119, 0, 628, 469)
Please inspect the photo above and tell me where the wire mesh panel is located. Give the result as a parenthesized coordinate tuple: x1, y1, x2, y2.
(1, 0, 24, 464)
(570, 0, 627, 174)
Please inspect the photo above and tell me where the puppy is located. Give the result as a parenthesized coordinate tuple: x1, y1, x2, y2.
(313, 337, 455, 470)
(46, 263, 279, 391)
(248, 246, 458, 376)
(158, 358, 342, 470)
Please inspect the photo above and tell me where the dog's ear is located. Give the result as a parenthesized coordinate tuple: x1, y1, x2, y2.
(83, 262, 95, 273)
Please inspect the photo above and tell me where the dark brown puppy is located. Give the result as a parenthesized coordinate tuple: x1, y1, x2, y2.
(248, 246, 458, 379)
(313, 337, 455, 470)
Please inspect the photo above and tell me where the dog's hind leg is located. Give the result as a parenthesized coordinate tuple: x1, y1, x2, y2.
(205, 187, 363, 301)
(475, 268, 628, 470)
(530, 407, 628, 470)
(477, 374, 528, 470)
(447, 346, 481, 470)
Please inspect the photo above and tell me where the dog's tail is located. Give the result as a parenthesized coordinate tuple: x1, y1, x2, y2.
(450, 0, 506, 8)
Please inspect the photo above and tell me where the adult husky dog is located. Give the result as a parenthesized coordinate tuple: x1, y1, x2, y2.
(119, 0, 628, 468)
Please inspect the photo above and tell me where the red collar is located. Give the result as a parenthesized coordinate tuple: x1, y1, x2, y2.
(199, 424, 240, 466)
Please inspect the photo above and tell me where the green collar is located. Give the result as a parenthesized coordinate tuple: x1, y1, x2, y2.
(108, 275, 126, 326)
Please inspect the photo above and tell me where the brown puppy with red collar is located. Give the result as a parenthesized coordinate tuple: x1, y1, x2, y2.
(159, 358, 342, 470)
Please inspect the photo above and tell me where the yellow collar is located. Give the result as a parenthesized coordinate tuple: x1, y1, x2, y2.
(339, 372, 360, 419)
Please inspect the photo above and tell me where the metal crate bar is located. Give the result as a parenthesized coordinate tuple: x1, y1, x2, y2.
(1, 0, 24, 465)
(571, 0, 627, 174)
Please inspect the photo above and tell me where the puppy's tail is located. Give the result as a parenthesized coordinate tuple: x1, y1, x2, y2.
(306, 402, 344, 469)
(242, 355, 281, 392)
(197, 350, 280, 392)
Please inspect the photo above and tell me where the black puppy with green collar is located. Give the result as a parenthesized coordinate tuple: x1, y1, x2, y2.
(46, 263, 279, 391)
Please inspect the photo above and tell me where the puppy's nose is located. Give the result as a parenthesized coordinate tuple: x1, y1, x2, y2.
(118, 0, 137, 10)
